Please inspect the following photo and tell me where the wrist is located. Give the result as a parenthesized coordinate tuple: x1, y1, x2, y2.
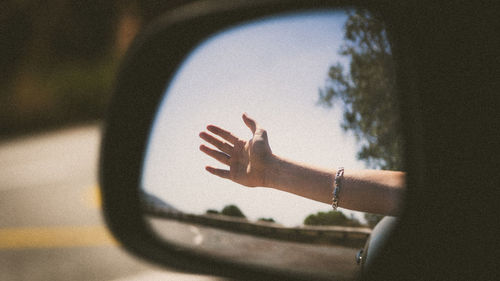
(261, 153, 280, 188)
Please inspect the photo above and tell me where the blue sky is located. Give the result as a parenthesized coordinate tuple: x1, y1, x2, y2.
(142, 10, 369, 226)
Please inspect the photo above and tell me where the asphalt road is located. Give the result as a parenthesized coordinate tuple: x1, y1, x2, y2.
(0, 124, 222, 281)
(149, 218, 359, 280)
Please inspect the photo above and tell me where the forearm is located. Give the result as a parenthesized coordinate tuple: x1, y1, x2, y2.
(341, 169, 405, 216)
(263, 154, 405, 216)
(264, 154, 335, 204)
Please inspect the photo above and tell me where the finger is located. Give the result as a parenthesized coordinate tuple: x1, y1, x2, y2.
(200, 145, 230, 165)
(206, 125, 238, 144)
(242, 113, 257, 134)
(205, 166, 230, 179)
(199, 132, 233, 154)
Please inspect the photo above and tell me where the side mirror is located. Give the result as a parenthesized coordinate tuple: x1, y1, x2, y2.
(100, 1, 402, 280)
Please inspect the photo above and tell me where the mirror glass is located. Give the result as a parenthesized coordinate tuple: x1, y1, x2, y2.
(141, 9, 401, 279)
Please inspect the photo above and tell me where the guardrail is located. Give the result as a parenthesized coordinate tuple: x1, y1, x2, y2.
(144, 207, 371, 248)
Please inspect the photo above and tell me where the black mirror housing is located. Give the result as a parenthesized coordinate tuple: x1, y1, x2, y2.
(99, 1, 499, 280)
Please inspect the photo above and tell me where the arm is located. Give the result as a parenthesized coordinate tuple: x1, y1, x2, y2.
(265, 156, 405, 216)
(199, 114, 405, 216)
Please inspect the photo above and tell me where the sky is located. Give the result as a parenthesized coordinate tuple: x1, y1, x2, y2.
(142, 10, 370, 227)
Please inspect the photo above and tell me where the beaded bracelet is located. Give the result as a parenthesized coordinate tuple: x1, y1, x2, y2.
(332, 167, 344, 211)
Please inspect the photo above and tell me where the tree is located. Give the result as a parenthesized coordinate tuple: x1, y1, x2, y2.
(258, 217, 276, 223)
(318, 9, 402, 170)
(304, 210, 361, 227)
(221, 204, 246, 218)
(206, 209, 219, 215)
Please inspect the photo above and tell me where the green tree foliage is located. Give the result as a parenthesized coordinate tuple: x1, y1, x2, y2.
(220, 205, 246, 218)
(0, 1, 122, 136)
(304, 210, 361, 227)
(206, 209, 219, 215)
(258, 217, 276, 223)
(318, 9, 402, 170)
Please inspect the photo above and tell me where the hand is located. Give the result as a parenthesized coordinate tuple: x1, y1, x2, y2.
(199, 113, 273, 187)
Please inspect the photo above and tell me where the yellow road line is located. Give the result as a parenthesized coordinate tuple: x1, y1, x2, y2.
(0, 225, 117, 249)
(84, 185, 102, 209)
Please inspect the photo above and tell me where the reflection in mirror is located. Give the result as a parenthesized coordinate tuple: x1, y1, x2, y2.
(142, 9, 403, 278)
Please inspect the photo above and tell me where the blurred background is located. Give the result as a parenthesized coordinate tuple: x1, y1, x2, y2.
(1, 1, 225, 280)
(1, 0, 190, 138)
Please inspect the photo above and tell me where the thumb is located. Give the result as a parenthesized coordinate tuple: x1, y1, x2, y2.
(242, 113, 257, 134)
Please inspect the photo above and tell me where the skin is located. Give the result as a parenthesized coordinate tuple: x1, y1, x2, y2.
(199, 113, 405, 216)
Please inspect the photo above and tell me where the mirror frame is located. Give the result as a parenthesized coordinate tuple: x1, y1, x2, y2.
(100, 0, 423, 280)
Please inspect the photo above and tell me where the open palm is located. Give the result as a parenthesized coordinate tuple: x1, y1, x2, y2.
(199, 114, 272, 187)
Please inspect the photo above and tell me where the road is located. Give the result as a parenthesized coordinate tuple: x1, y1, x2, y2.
(0, 124, 222, 281)
(149, 218, 359, 280)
